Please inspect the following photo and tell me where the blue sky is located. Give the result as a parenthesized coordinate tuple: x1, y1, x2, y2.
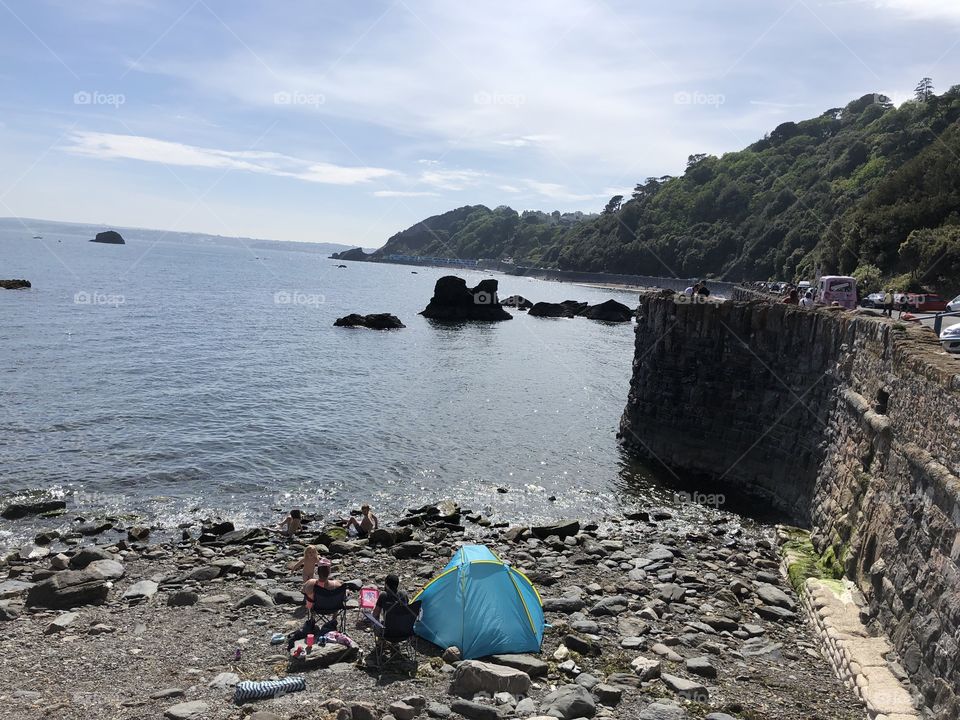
(2, 0, 960, 246)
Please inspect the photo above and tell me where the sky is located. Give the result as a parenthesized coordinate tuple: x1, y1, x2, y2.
(1, 0, 960, 247)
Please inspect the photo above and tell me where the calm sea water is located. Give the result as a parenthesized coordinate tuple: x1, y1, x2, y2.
(0, 219, 676, 548)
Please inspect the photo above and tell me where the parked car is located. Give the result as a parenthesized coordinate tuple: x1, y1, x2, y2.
(860, 292, 885, 308)
(947, 294, 960, 312)
(940, 324, 960, 354)
(903, 293, 948, 312)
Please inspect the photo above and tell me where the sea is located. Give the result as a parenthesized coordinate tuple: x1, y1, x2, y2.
(0, 218, 690, 550)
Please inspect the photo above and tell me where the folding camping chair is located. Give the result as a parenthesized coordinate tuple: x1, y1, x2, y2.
(365, 599, 422, 673)
(304, 585, 348, 634)
(358, 586, 380, 623)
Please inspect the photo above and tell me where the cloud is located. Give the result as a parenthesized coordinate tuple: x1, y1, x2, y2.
(419, 168, 485, 191)
(63, 131, 397, 184)
(372, 190, 440, 197)
(872, 0, 960, 22)
(524, 180, 607, 202)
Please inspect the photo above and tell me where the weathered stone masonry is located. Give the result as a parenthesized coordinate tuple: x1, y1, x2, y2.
(619, 293, 960, 717)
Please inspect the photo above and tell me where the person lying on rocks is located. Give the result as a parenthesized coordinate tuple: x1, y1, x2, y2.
(345, 504, 378, 539)
(288, 544, 320, 583)
(278, 508, 302, 537)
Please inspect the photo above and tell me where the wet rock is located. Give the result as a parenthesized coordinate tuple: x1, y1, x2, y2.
(128, 526, 151, 541)
(450, 660, 531, 698)
(581, 299, 633, 322)
(91, 230, 125, 244)
(334, 313, 405, 330)
(540, 684, 596, 719)
(420, 276, 512, 322)
(1, 499, 66, 519)
(501, 295, 533, 310)
(531, 520, 579, 539)
(529, 300, 588, 318)
(0, 279, 32, 290)
(76, 520, 113, 536)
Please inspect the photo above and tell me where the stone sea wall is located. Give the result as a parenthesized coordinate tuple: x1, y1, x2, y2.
(619, 292, 960, 717)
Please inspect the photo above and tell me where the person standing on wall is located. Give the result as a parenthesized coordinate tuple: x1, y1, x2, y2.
(883, 289, 894, 317)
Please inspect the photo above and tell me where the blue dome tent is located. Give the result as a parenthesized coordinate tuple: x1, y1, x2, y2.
(413, 545, 544, 659)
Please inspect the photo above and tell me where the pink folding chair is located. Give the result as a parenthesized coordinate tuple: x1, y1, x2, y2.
(358, 586, 380, 622)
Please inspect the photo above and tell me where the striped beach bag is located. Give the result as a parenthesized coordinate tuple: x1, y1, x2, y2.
(234, 676, 306, 703)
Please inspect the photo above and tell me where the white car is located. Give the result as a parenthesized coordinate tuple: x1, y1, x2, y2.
(940, 324, 960, 354)
(947, 294, 960, 313)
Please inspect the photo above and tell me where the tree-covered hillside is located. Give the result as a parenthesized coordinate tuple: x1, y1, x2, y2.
(377, 83, 960, 292)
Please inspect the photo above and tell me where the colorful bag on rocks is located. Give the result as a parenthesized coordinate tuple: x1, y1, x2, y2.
(234, 676, 306, 703)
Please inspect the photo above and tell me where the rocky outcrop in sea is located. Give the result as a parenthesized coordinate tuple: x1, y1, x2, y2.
(420, 276, 512, 321)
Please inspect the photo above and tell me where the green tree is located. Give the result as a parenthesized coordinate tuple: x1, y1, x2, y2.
(914, 77, 934, 101)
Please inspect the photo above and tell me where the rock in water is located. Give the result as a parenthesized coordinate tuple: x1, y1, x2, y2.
(334, 313, 405, 329)
(528, 300, 588, 318)
(501, 295, 533, 310)
(91, 230, 125, 244)
(2, 498, 65, 519)
(420, 276, 512, 321)
(582, 299, 633, 322)
(0, 279, 32, 290)
(330, 247, 370, 261)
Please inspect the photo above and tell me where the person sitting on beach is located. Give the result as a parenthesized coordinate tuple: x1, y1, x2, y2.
(372, 573, 409, 622)
(302, 558, 341, 599)
(289, 544, 320, 583)
(279, 508, 302, 537)
(345, 504, 378, 538)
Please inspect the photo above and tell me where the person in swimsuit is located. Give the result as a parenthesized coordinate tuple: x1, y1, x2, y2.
(346, 504, 378, 538)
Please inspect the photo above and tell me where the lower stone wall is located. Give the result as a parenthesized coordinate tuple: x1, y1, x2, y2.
(620, 293, 960, 717)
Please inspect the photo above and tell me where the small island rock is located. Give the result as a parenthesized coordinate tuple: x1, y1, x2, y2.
(91, 230, 125, 245)
(334, 313, 405, 330)
(420, 276, 512, 321)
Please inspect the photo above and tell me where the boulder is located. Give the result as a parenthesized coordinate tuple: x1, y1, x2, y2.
(581, 299, 632, 322)
(0, 279, 32, 290)
(2, 498, 65, 519)
(449, 699, 501, 720)
(164, 701, 208, 719)
(450, 660, 532, 698)
(123, 580, 159, 602)
(68, 547, 115, 569)
(44, 611, 79, 634)
(501, 295, 533, 310)
(167, 591, 199, 607)
(391, 541, 425, 559)
(91, 230, 125, 244)
(637, 701, 689, 719)
(26, 569, 110, 609)
(488, 654, 548, 678)
(540, 684, 596, 719)
(660, 673, 709, 702)
(531, 520, 579, 539)
(420, 276, 512, 321)
(334, 313, 405, 329)
(368, 526, 412, 547)
(0, 580, 36, 600)
(235, 590, 273, 608)
(87, 559, 125, 580)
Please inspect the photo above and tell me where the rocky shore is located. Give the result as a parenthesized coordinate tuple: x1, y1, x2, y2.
(0, 500, 866, 720)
